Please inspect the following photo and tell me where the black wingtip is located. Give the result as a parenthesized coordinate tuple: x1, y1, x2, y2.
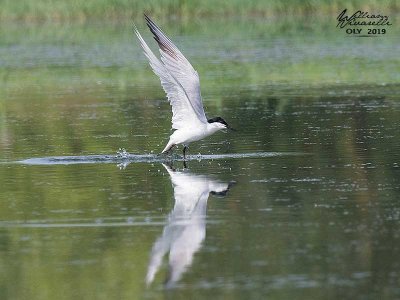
(144, 13, 155, 29)
(144, 13, 154, 27)
(143, 14, 179, 60)
(144, 14, 156, 34)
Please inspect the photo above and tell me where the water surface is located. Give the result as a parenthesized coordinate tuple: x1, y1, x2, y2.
(0, 19, 400, 300)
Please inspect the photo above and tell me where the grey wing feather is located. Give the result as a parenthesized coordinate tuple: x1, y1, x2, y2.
(144, 15, 208, 124)
(134, 25, 205, 129)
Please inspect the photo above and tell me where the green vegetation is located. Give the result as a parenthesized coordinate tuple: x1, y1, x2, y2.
(0, 0, 398, 22)
(1, 18, 399, 101)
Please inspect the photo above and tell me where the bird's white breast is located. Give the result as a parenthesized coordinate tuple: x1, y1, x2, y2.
(169, 123, 220, 145)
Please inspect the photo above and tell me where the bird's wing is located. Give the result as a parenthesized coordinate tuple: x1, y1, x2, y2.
(135, 27, 204, 129)
(144, 15, 208, 124)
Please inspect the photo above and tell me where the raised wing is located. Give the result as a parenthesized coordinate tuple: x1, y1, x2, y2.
(134, 27, 204, 130)
(144, 14, 208, 124)
(134, 16, 207, 129)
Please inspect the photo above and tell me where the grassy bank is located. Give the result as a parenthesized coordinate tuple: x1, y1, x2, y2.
(1, 19, 399, 95)
(0, 0, 399, 23)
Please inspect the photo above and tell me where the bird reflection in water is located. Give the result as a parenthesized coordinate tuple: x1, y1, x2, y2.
(146, 163, 233, 287)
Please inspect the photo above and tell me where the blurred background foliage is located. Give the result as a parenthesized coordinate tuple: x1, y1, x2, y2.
(0, 0, 398, 23)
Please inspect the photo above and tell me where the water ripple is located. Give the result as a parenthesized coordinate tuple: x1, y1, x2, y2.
(17, 151, 305, 165)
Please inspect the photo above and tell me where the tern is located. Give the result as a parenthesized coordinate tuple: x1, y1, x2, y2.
(146, 163, 232, 286)
(134, 15, 234, 159)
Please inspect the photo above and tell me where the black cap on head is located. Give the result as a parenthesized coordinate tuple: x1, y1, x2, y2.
(207, 116, 227, 126)
(207, 117, 235, 131)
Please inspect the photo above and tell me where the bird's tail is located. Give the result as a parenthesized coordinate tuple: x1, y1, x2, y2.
(162, 141, 175, 154)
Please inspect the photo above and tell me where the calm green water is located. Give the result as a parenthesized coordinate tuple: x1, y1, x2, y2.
(1, 19, 400, 299)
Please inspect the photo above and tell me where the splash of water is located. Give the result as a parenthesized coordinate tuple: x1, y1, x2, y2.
(116, 148, 130, 159)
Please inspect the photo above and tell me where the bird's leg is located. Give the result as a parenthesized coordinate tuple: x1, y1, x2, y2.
(183, 145, 188, 160)
(182, 146, 189, 168)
